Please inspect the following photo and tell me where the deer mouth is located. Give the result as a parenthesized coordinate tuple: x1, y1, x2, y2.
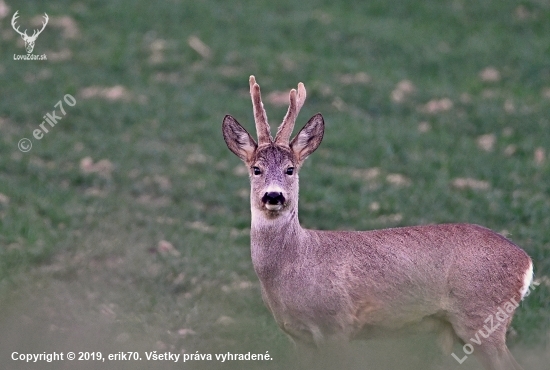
(262, 192, 285, 211)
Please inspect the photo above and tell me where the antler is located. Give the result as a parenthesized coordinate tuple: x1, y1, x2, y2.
(249, 76, 272, 145)
(274, 81, 306, 145)
(11, 12, 48, 40)
(31, 13, 49, 39)
(11, 11, 27, 37)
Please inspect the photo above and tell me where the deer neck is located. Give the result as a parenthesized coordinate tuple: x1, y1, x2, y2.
(251, 204, 302, 241)
(250, 204, 305, 279)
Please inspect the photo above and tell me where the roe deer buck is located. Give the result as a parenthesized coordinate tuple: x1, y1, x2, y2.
(222, 76, 533, 370)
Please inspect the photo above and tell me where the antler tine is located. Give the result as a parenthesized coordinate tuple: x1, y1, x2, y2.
(295, 82, 306, 111)
(11, 11, 26, 37)
(34, 13, 49, 37)
(11, 10, 19, 26)
(40, 14, 49, 31)
(275, 82, 306, 145)
(249, 75, 272, 145)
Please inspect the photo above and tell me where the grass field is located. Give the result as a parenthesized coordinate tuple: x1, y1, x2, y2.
(1, 0, 549, 369)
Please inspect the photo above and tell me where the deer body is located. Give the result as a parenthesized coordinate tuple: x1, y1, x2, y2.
(223, 76, 533, 370)
(252, 221, 530, 344)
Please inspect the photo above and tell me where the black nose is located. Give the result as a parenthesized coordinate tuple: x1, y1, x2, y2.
(262, 192, 285, 205)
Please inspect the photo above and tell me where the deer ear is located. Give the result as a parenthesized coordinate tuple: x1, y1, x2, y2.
(222, 115, 257, 162)
(290, 113, 324, 164)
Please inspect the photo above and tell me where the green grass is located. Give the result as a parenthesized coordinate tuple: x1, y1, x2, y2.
(1, 0, 549, 369)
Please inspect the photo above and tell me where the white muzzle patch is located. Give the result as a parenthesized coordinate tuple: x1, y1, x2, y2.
(265, 203, 283, 211)
(262, 185, 285, 211)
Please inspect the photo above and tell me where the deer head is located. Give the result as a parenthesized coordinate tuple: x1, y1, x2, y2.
(11, 11, 49, 54)
(222, 76, 324, 219)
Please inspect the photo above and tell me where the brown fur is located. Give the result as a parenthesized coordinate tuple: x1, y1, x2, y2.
(222, 76, 532, 370)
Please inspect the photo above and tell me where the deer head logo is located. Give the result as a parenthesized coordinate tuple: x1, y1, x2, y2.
(11, 11, 49, 54)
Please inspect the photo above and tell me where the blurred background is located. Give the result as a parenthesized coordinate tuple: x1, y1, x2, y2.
(0, 0, 549, 369)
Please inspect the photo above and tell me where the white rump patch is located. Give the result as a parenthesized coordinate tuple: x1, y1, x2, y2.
(520, 260, 533, 300)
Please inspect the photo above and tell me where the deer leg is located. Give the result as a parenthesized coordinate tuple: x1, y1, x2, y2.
(292, 331, 353, 370)
(473, 343, 525, 370)
(502, 347, 525, 370)
(292, 339, 317, 369)
(449, 316, 520, 370)
(436, 321, 458, 355)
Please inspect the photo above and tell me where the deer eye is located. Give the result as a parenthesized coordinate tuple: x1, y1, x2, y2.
(252, 166, 262, 176)
(286, 167, 295, 175)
